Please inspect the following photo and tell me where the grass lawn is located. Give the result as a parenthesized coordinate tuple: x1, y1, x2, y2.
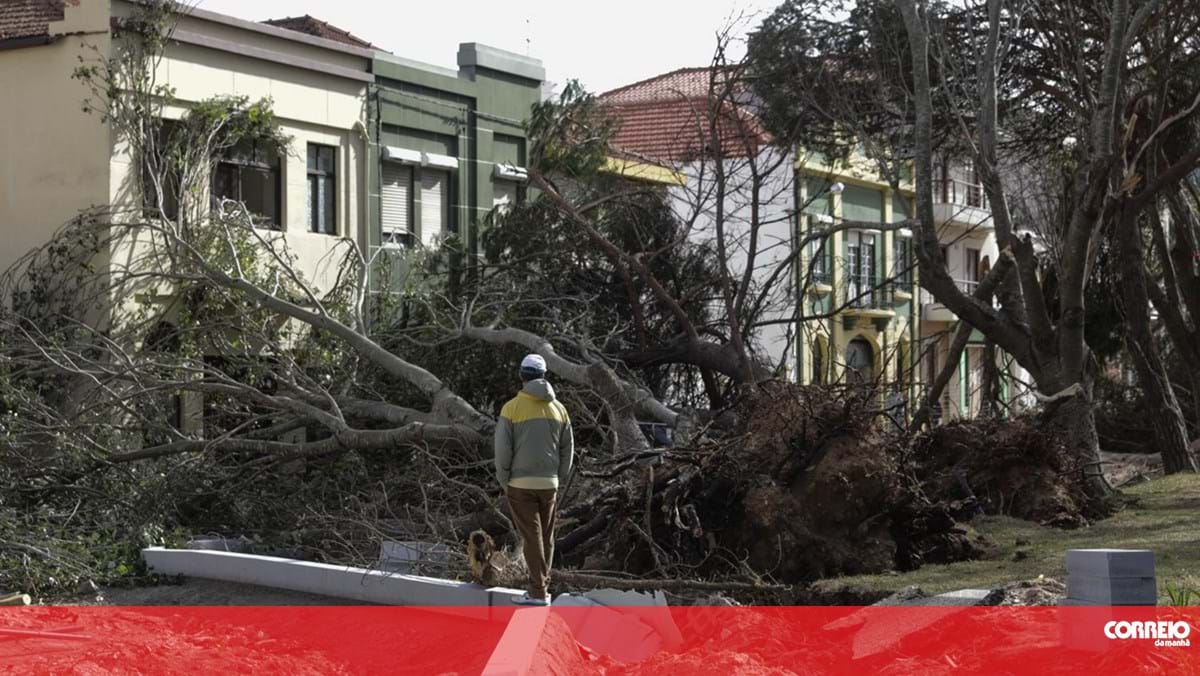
(823, 473, 1200, 603)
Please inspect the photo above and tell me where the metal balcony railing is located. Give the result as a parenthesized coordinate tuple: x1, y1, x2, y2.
(935, 178, 989, 210)
(846, 275, 895, 309)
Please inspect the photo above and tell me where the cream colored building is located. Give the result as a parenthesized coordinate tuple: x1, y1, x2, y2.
(1, 0, 373, 293)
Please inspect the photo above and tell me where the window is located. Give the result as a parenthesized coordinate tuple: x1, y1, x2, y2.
(806, 215, 832, 284)
(307, 144, 337, 235)
(964, 247, 981, 294)
(847, 231, 876, 306)
(493, 180, 522, 214)
(420, 168, 450, 248)
(810, 240, 829, 283)
(212, 140, 281, 229)
(845, 338, 875, 385)
(894, 237, 913, 290)
(142, 120, 181, 221)
(381, 162, 413, 247)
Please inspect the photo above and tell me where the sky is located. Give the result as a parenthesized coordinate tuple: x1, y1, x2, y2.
(196, 0, 773, 94)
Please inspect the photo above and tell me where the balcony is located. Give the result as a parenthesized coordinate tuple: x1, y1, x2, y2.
(921, 279, 979, 323)
(806, 268, 833, 295)
(843, 275, 896, 331)
(933, 179, 993, 231)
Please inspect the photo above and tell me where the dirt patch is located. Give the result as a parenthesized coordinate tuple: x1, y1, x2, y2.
(995, 577, 1066, 606)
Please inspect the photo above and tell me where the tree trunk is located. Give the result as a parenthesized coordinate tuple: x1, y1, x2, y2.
(911, 322, 972, 430)
(1116, 212, 1198, 474)
(980, 340, 1000, 418)
(1040, 383, 1113, 508)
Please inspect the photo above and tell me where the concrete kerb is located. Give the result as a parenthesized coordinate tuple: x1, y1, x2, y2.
(141, 547, 525, 620)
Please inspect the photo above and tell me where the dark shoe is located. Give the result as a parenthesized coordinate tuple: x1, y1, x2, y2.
(512, 592, 550, 606)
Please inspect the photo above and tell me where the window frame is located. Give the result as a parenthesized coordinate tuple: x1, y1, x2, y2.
(894, 236, 913, 289)
(420, 167, 452, 248)
(380, 161, 416, 248)
(212, 140, 283, 230)
(307, 144, 338, 236)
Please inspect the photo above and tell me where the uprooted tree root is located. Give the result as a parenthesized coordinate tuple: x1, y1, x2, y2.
(908, 417, 1101, 528)
(550, 384, 990, 586)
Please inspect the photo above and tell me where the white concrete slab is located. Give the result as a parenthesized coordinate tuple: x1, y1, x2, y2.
(142, 547, 525, 619)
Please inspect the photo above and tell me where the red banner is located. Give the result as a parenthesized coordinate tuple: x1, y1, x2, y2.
(0, 605, 1195, 674)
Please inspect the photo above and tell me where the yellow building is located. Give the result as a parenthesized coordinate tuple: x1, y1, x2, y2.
(795, 151, 920, 410)
(795, 150, 1030, 422)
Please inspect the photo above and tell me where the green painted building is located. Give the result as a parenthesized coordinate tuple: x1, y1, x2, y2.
(367, 44, 544, 263)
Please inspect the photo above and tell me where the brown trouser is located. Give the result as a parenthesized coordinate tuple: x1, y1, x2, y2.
(506, 486, 557, 598)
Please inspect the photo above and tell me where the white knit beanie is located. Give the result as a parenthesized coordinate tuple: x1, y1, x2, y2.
(520, 354, 547, 375)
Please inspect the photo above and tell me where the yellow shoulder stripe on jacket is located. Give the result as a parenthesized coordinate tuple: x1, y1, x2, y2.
(503, 393, 568, 425)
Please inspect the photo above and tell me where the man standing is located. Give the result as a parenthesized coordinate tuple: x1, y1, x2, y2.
(494, 354, 574, 606)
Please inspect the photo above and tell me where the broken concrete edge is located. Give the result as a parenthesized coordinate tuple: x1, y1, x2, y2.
(561, 589, 684, 647)
(141, 547, 525, 620)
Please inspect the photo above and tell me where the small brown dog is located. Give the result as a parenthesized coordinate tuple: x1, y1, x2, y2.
(467, 530, 501, 586)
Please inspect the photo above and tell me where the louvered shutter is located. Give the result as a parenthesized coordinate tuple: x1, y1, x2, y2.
(380, 163, 411, 245)
(420, 168, 448, 248)
(493, 181, 517, 212)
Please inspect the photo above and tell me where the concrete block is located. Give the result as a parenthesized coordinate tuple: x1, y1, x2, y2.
(1067, 574, 1157, 606)
(142, 548, 492, 618)
(1066, 549, 1155, 579)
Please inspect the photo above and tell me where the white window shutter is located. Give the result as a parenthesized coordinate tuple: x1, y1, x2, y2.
(421, 169, 448, 248)
(381, 163, 411, 243)
(493, 181, 517, 212)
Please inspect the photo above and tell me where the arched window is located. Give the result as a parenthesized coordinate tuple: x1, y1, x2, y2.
(845, 337, 875, 385)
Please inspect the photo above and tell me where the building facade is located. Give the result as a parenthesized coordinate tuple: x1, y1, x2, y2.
(367, 45, 544, 262)
(794, 152, 921, 411)
(0, 2, 543, 295)
(601, 68, 799, 375)
(796, 152, 1033, 421)
(1, 1, 375, 295)
(600, 67, 1031, 421)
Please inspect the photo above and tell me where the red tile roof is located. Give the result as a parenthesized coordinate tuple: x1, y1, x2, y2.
(0, 0, 65, 41)
(262, 15, 375, 49)
(600, 67, 772, 164)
